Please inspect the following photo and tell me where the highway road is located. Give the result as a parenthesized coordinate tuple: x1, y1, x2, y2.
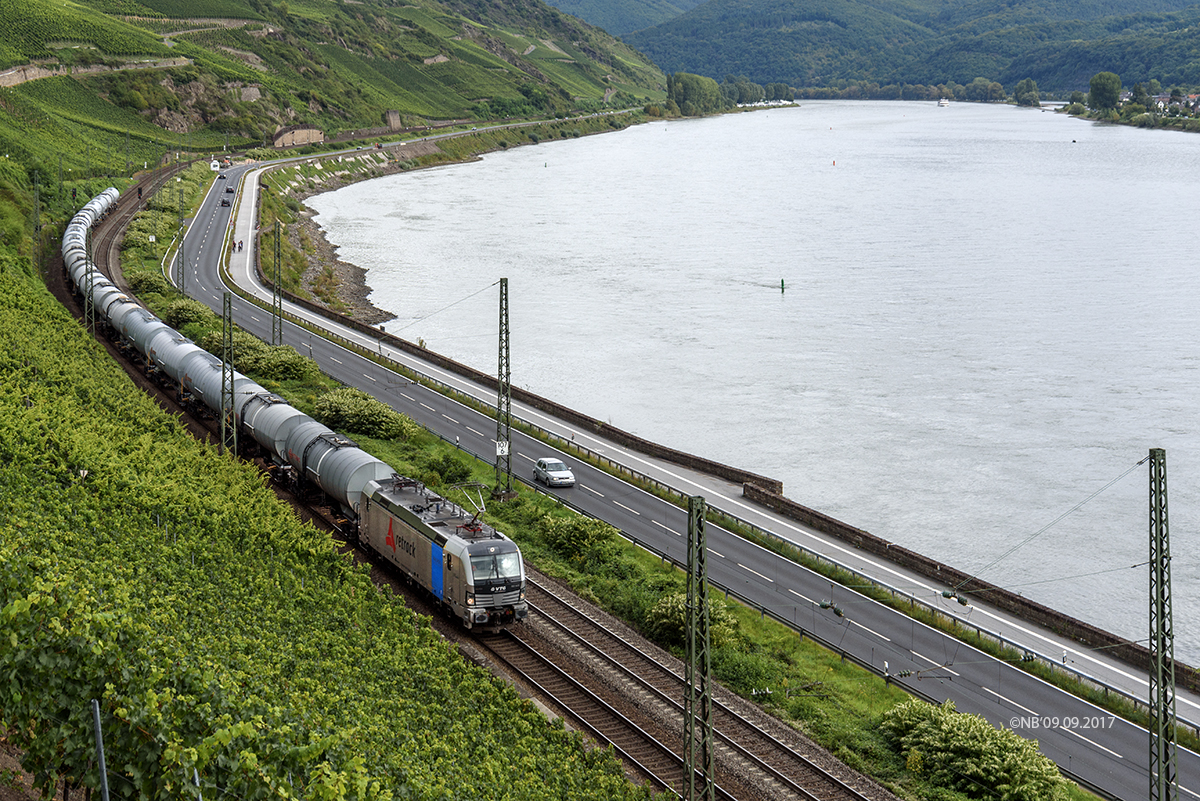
(167, 149, 1196, 801)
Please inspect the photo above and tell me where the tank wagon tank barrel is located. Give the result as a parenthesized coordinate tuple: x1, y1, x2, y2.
(61, 189, 528, 631)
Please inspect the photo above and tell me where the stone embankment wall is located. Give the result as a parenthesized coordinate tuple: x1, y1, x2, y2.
(743, 482, 1199, 693)
(0, 58, 190, 88)
(251, 175, 1189, 693)
(253, 266, 782, 493)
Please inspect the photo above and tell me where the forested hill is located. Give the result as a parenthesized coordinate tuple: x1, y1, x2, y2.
(623, 0, 1200, 91)
(0, 0, 663, 172)
(537, 0, 704, 36)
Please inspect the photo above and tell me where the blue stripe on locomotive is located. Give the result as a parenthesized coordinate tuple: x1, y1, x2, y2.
(431, 543, 443, 599)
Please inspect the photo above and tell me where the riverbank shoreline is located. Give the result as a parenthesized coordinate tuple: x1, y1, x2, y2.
(277, 114, 643, 323)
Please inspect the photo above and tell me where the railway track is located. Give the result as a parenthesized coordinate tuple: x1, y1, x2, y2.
(68, 181, 897, 801)
(91, 164, 188, 294)
(484, 630, 707, 797)
(501, 578, 878, 801)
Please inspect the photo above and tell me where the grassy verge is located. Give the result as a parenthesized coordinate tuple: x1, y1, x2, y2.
(109, 120, 1114, 799)
(116, 259, 1098, 799)
(135, 120, 1187, 757)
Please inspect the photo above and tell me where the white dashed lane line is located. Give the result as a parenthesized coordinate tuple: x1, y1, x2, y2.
(912, 651, 959, 676)
(789, 588, 816, 605)
(849, 620, 891, 641)
(652, 520, 681, 536)
(582, 485, 604, 498)
(737, 563, 773, 582)
(613, 500, 641, 516)
(442, 414, 458, 424)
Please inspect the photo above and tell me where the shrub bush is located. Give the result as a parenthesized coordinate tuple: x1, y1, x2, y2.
(880, 699, 1067, 801)
(163, 296, 216, 329)
(126, 270, 173, 297)
(426, 451, 471, 485)
(644, 591, 739, 648)
(195, 329, 319, 382)
(312, 387, 418, 440)
(539, 514, 617, 561)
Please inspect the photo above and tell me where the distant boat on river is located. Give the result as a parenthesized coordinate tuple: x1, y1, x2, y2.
(938, 97, 950, 107)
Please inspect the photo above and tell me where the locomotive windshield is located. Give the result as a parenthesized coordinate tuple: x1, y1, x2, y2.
(471, 552, 521, 580)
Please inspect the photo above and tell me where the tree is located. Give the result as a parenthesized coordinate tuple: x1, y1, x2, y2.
(1089, 72, 1121, 110)
(1070, 90, 1086, 105)
(1131, 82, 1150, 108)
(1013, 78, 1040, 107)
(668, 72, 727, 115)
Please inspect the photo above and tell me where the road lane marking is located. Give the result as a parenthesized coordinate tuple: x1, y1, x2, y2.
(613, 500, 641, 515)
(789, 588, 816, 605)
(1061, 728, 1123, 759)
(365, 374, 376, 381)
(442, 414, 458, 424)
(652, 520, 681, 536)
(982, 686, 1036, 716)
(738, 563, 773, 583)
(850, 620, 891, 641)
(331, 357, 342, 364)
(710, 549, 725, 558)
(467, 426, 484, 437)
(912, 651, 959, 676)
(400, 393, 415, 401)
(582, 485, 604, 498)
(420, 403, 436, 412)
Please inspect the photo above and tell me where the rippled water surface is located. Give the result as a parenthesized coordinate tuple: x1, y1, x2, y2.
(308, 102, 1200, 662)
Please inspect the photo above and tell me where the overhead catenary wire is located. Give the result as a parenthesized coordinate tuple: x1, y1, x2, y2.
(954, 455, 1151, 594)
(390, 280, 500, 334)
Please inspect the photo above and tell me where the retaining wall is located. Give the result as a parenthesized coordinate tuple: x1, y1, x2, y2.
(250, 191, 1191, 694)
(743, 481, 1199, 693)
(253, 266, 783, 494)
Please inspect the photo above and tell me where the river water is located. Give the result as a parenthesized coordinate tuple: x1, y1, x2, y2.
(308, 101, 1200, 664)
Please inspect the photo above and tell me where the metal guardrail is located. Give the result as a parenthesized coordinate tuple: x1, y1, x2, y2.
(207, 168, 1196, 740)
(452, 410, 1200, 737)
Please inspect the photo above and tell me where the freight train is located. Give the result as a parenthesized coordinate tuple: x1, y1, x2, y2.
(62, 188, 527, 630)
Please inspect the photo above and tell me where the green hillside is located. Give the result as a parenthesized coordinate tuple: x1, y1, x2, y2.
(0, 2, 668, 792)
(625, 0, 1200, 90)
(0, 0, 663, 167)
(538, 0, 702, 36)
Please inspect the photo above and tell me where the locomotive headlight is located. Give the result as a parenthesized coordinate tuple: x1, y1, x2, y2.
(466, 591, 475, 606)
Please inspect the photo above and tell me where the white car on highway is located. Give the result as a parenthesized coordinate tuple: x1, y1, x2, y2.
(533, 457, 575, 487)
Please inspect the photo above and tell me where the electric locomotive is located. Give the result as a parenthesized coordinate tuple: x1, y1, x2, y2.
(360, 477, 528, 630)
(64, 188, 529, 633)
